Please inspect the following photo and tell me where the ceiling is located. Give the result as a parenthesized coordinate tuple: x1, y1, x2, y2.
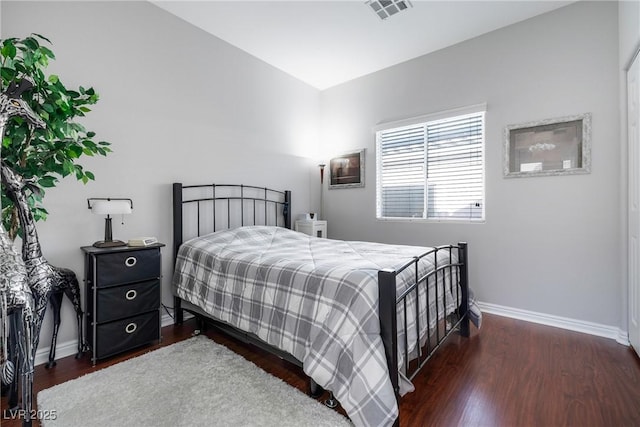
(151, 1, 576, 90)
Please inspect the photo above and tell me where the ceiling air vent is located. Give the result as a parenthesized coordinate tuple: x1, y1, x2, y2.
(366, 0, 413, 20)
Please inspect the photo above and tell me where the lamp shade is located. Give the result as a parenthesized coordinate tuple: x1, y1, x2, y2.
(90, 199, 132, 215)
(87, 198, 133, 248)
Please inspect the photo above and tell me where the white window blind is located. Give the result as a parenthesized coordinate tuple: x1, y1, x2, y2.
(376, 109, 485, 221)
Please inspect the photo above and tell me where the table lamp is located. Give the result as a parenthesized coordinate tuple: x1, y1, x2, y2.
(87, 198, 133, 248)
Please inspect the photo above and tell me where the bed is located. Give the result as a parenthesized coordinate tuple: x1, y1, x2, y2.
(171, 183, 471, 427)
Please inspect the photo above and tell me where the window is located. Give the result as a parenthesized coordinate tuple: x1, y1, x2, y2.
(376, 105, 485, 221)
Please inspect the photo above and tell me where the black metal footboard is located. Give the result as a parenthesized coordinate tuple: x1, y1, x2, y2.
(378, 242, 469, 401)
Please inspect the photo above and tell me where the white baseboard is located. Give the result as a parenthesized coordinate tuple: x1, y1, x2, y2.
(478, 301, 630, 346)
(34, 312, 189, 367)
(34, 304, 628, 366)
(34, 339, 82, 367)
(161, 312, 175, 328)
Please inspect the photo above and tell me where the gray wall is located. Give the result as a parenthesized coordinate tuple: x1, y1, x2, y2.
(620, 1, 640, 68)
(0, 0, 629, 357)
(319, 2, 622, 328)
(1, 1, 320, 352)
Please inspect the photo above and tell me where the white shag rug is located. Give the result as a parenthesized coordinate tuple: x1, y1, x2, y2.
(37, 336, 351, 427)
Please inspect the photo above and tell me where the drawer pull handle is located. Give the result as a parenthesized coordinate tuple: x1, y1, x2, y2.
(125, 290, 137, 300)
(125, 256, 137, 267)
(125, 323, 137, 334)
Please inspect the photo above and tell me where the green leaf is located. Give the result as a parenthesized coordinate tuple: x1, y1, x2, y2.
(32, 33, 52, 44)
(23, 37, 39, 50)
(74, 165, 84, 180)
(61, 160, 74, 176)
(2, 57, 14, 70)
(67, 144, 83, 158)
(1, 38, 17, 48)
(81, 139, 96, 149)
(39, 46, 55, 59)
(38, 175, 57, 188)
(33, 207, 48, 222)
(1, 42, 16, 59)
(22, 50, 34, 68)
(13, 62, 26, 75)
(1, 67, 17, 81)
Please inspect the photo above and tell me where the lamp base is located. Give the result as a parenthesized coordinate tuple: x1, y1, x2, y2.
(93, 240, 127, 248)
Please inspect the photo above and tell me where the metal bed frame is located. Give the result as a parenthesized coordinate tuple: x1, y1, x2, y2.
(171, 182, 470, 425)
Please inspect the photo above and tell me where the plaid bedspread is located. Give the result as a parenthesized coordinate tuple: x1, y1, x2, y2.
(172, 226, 458, 427)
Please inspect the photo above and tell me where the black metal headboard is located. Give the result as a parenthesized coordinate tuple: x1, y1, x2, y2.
(172, 183, 291, 265)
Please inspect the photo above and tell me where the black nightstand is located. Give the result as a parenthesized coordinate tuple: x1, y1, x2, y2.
(81, 243, 164, 364)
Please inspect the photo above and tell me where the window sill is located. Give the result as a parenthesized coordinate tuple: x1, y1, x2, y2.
(376, 217, 485, 224)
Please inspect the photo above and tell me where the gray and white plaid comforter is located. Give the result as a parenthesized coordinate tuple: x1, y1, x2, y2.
(172, 226, 458, 427)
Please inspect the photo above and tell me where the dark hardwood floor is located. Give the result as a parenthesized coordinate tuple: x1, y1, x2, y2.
(2, 313, 639, 426)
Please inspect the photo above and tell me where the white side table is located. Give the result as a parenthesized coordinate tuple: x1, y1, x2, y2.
(295, 220, 327, 238)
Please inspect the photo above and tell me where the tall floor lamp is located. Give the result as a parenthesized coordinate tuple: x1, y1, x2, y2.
(318, 163, 325, 220)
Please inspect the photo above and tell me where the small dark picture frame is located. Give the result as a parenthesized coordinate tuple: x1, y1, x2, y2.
(329, 149, 365, 189)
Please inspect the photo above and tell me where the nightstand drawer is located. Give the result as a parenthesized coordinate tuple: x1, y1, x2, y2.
(95, 249, 160, 286)
(95, 311, 159, 359)
(96, 279, 160, 323)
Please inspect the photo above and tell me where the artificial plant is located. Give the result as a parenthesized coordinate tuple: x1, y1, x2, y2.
(0, 33, 111, 238)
